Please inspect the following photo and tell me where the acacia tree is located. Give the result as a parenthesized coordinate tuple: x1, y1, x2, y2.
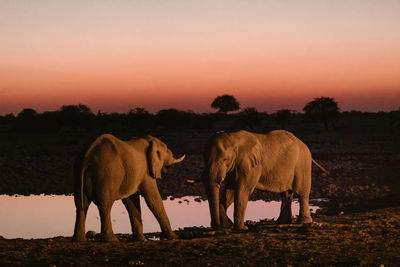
(211, 94, 240, 113)
(303, 97, 340, 130)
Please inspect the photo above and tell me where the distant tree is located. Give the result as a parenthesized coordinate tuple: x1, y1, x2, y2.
(4, 113, 15, 120)
(17, 108, 37, 118)
(234, 107, 265, 130)
(273, 109, 294, 129)
(60, 104, 92, 115)
(389, 107, 400, 131)
(129, 107, 150, 115)
(0, 113, 15, 129)
(303, 97, 340, 130)
(156, 109, 194, 129)
(15, 108, 38, 132)
(211, 94, 240, 113)
(127, 107, 153, 131)
(58, 104, 95, 129)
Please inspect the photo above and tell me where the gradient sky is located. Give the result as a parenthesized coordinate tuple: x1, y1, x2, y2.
(1, 0, 399, 115)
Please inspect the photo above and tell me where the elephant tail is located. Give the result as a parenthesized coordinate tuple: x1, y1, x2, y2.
(80, 165, 85, 207)
(312, 159, 330, 175)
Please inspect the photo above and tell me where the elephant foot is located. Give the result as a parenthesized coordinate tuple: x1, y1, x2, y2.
(133, 234, 147, 242)
(221, 220, 233, 229)
(72, 234, 87, 242)
(233, 224, 248, 231)
(211, 222, 222, 230)
(161, 232, 178, 240)
(276, 216, 293, 225)
(167, 232, 178, 240)
(101, 234, 119, 242)
(297, 216, 313, 224)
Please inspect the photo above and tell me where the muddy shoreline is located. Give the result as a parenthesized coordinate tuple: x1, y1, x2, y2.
(1, 207, 399, 266)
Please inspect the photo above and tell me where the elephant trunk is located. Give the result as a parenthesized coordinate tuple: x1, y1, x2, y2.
(206, 182, 221, 230)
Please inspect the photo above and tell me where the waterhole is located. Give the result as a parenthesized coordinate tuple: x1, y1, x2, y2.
(0, 195, 326, 239)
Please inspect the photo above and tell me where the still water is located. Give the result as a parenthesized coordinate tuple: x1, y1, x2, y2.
(0, 195, 323, 239)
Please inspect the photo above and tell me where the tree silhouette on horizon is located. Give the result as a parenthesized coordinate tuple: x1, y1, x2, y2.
(303, 97, 340, 130)
(273, 109, 294, 129)
(211, 94, 240, 113)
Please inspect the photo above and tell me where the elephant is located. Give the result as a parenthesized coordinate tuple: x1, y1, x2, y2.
(72, 134, 185, 242)
(201, 129, 317, 231)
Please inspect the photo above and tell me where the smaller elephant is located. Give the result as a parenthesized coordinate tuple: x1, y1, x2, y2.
(201, 130, 321, 230)
(72, 134, 185, 242)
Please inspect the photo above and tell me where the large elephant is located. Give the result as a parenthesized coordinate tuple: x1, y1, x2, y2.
(72, 134, 185, 242)
(201, 130, 314, 231)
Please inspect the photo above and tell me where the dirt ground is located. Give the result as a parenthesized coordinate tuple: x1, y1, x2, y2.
(1, 207, 399, 266)
(0, 124, 399, 266)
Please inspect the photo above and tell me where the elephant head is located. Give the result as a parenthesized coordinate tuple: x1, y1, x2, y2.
(202, 132, 237, 229)
(147, 137, 185, 179)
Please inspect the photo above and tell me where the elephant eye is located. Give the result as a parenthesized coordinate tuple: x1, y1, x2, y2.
(223, 158, 228, 161)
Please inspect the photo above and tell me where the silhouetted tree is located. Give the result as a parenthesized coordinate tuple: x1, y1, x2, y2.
(234, 108, 265, 130)
(58, 104, 95, 130)
(211, 94, 240, 113)
(303, 97, 340, 130)
(389, 107, 400, 131)
(60, 104, 92, 115)
(127, 107, 154, 132)
(4, 113, 15, 121)
(15, 108, 38, 132)
(156, 109, 195, 129)
(17, 108, 37, 118)
(130, 107, 149, 115)
(273, 109, 294, 129)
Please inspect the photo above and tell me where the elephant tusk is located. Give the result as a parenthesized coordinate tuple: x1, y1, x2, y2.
(173, 154, 185, 164)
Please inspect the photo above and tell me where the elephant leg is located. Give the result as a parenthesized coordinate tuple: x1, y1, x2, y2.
(233, 187, 250, 231)
(220, 188, 234, 228)
(141, 179, 177, 240)
(297, 193, 313, 224)
(98, 201, 119, 242)
(276, 190, 293, 224)
(72, 193, 91, 242)
(122, 193, 146, 241)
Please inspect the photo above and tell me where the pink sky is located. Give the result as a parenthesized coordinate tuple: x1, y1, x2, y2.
(1, 0, 399, 115)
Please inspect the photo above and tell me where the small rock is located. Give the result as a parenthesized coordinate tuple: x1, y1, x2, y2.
(129, 260, 144, 265)
(86, 231, 96, 238)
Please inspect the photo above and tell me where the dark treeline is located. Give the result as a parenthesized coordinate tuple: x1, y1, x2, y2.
(1, 103, 399, 134)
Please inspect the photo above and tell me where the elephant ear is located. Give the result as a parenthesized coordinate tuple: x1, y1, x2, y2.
(147, 140, 163, 179)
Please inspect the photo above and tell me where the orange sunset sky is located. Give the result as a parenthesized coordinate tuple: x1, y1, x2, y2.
(1, 0, 399, 115)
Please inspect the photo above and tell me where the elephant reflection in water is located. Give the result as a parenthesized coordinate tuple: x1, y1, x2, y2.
(201, 130, 323, 230)
(72, 134, 184, 242)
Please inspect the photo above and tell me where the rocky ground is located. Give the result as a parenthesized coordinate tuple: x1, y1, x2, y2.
(1, 207, 399, 266)
(0, 126, 399, 265)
